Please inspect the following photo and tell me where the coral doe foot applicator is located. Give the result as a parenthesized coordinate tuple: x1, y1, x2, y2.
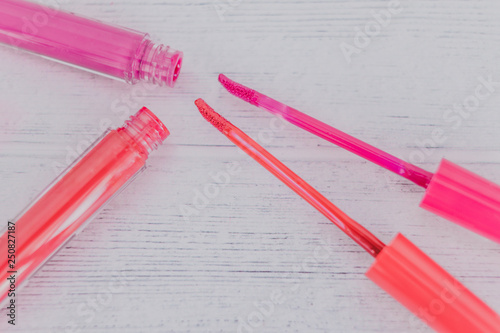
(218, 74, 500, 244)
(0, 108, 169, 306)
(0, 0, 183, 87)
(195, 98, 500, 333)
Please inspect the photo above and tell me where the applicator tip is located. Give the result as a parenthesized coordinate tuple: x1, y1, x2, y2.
(195, 99, 230, 133)
(218, 74, 259, 106)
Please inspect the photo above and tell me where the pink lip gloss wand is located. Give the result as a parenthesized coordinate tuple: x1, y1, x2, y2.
(0, 0, 183, 87)
(0, 107, 169, 305)
(195, 99, 500, 333)
(218, 74, 500, 244)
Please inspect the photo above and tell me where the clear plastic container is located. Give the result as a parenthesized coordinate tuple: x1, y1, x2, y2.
(0, 107, 169, 304)
(0, 0, 183, 87)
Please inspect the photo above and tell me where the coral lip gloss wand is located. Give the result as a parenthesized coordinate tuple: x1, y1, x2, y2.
(218, 74, 500, 244)
(0, 0, 183, 87)
(195, 99, 500, 333)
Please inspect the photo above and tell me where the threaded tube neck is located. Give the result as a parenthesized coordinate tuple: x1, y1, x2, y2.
(131, 37, 183, 87)
(122, 107, 169, 155)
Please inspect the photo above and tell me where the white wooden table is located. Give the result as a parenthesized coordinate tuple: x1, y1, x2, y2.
(1, 1, 500, 332)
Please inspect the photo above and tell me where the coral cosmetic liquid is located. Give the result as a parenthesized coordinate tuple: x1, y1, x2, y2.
(0, 108, 169, 304)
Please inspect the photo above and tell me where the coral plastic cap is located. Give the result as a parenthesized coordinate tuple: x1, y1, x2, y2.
(420, 159, 500, 243)
(366, 233, 500, 333)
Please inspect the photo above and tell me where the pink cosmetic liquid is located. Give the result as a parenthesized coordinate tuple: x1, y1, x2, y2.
(0, 0, 183, 87)
(0, 107, 169, 304)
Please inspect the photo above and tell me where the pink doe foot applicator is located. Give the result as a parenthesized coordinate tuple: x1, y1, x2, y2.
(195, 99, 500, 333)
(218, 74, 500, 244)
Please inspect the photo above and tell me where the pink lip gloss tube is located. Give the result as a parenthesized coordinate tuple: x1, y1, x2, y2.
(0, 107, 169, 305)
(0, 0, 183, 87)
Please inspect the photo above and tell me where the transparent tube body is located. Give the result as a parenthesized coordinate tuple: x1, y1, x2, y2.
(0, 0, 183, 87)
(0, 107, 169, 304)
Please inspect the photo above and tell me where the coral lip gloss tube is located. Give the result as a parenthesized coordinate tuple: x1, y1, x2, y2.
(0, 107, 169, 305)
(0, 0, 183, 87)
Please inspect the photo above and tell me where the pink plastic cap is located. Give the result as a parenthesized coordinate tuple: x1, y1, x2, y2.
(420, 159, 500, 243)
(366, 233, 500, 333)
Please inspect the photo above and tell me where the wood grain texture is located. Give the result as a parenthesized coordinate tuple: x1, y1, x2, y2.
(1, 0, 500, 332)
